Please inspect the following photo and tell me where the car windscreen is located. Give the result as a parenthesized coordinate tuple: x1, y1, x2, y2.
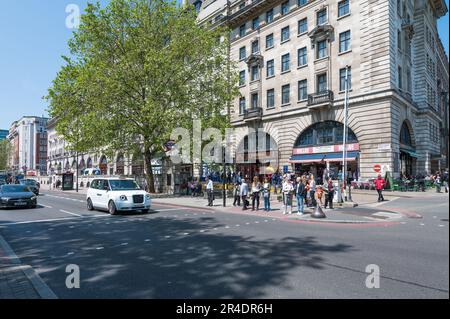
(1, 185, 31, 193)
(109, 180, 141, 191)
(20, 180, 36, 185)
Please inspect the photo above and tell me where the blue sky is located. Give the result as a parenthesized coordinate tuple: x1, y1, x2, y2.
(0, 0, 449, 130)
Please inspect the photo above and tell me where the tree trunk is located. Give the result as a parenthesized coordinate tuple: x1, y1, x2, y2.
(144, 148, 156, 193)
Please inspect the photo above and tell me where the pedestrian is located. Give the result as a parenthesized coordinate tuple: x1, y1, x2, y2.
(206, 176, 214, 206)
(251, 176, 262, 211)
(272, 173, 278, 194)
(434, 172, 442, 193)
(374, 174, 385, 202)
(262, 177, 271, 211)
(324, 178, 334, 209)
(282, 175, 294, 214)
(295, 176, 306, 215)
(233, 182, 241, 206)
(443, 170, 449, 193)
(240, 178, 249, 210)
(316, 184, 324, 207)
(309, 174, 317, 207)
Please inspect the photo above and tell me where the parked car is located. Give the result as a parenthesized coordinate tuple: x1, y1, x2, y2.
(19, 179, 40, 195)
(86, 177, 151, 215)
(0, 184, 37, 209)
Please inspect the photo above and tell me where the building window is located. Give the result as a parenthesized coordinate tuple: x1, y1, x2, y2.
(267, 89, 275, 108)
(193, 1, 202, 13)
(397, 0, 401, 17)
(281, 1, 289, 15)
(251, 65, 259, 81)
(298, 0, 307, 7)
(317, 73, 327, 93)
(282, 84, 290, 104)
(339, 30, 351, 52)
(252, 17, 259, 30)
(297, 47, 307, 66)
(298, 79, 307, 101)
(406, 68, 412, 93)
(397, 30, 402, 50)
(239, 70, 246, 86)
(239, 46, 246, 60)
(251, 40, 259, 54)
(338, 0, 350, 17)
(266, 59, 275, 77)
(239, 97, 246, 114)
(251, 93, 258, 108)
(281, 53, 290, 72)
(317, 8, 327, 25)
(281, 26, 290, 42)
(266, 9, 274, 24)
(239, 3, 245, 10)
(239, 24, 246, 37)
(398, 66, 402, 89)
(298, 18, 308, 35)
(339, 67, 352, 91)
(266, 33, 274, 49)
(317, 40, 327, 59)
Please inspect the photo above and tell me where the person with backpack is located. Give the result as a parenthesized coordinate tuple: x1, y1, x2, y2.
(295, 176, 307, 216)
(374, 174, 385, 202)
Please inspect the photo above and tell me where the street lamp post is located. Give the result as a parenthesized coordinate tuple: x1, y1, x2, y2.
(341, 65, 350, 202)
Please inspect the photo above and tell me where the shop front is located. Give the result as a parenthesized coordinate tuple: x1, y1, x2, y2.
(289, 121, 360, 184)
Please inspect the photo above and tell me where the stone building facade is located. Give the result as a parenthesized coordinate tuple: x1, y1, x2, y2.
(195, 0, 449, 180)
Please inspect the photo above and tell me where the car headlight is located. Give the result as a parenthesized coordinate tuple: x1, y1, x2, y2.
(145, 194, 151, 200)
(119, 195, 128, 201)
(1, 197, 10, 202)
(31, 196, 37, 201)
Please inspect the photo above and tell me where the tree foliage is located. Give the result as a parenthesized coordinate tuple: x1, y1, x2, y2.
(46, 0, 238, 192)
(0, 140, 11, 171)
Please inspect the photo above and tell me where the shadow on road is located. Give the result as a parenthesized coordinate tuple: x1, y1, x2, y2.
(1, 215, 354, 298)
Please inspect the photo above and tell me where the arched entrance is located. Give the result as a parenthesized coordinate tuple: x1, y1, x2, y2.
(236, 131, 279, 180)
(99, 155, 108, 175)
(290, 121, 360, 183)
(399, 121, 417, 177)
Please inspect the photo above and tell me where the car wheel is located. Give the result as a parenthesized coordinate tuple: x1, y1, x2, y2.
(87, 198, 94, 211)
(142, 209, 150, 214)
(108, 200, 118, 215)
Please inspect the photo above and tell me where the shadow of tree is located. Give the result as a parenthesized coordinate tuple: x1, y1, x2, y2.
(1, 214, 353, 298)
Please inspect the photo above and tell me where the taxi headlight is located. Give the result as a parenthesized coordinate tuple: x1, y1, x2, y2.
(120, 195, 128, 201)
(145, 194, 151, 200)
(31, 196, 37, 201)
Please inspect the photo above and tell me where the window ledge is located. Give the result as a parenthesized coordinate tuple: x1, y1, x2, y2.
(297, 31, 308, 37)
(266, 75, 275, 80)
(281, 70, 291, 75)
(314, 56, 329, 63)
(265, 46, 274, 51)
(338, 89, 353, 94)
(297, 64, 308, 70)
(281, 103, 291, 107)
(239, 84, 246, 88)
(266, 106, 276, 110)
(281, 39, 291, 45)
(249, 80, 260, 84)
(337, 13, 351, 21)
(338, 49, 352, 56)
(297, 99, 308, 103)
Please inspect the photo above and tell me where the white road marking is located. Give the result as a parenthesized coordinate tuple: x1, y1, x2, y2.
(438, 225, 445, 227)
(155, 208, 181, 212)
(40, 204, 53, 209)
(420, 223, 425, 226)
(59, 210, 83, 217)
(96, 247, 104, 250)
(120, 243, 128, 246)
(144, 239, 151, 242)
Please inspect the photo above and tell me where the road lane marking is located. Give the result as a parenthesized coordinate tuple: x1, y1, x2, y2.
(59, 210, 83, 217)
(40, 204, 53, 209)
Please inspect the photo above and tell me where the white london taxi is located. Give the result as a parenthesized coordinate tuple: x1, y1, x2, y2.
(86, 177, 151, 215)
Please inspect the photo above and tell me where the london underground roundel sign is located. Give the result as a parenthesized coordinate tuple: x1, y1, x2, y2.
(373, 164, 381, 173)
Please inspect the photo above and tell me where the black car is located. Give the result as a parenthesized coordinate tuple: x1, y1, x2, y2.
(19, 179, 40, 195)
(0, 185, 37, 209)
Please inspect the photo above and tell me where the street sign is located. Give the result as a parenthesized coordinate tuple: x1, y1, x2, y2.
(373, 164, 381, 173)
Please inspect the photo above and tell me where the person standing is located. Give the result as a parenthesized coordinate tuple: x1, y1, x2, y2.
(374, 174, 385, 202)
(251, 176, 262, 211)
(233, 182, 241, 206)
(443, 170, 449, 193)
(282, 175, 294, 214)
(324, 178, 334, 209)
(295, 176, 306, 216)
(206, 176, 214, 206)
(262, 178, 271, 212)
(240, 178, 249, 210)
(434, 172, 442, 193)
(309, 174, 317, 207)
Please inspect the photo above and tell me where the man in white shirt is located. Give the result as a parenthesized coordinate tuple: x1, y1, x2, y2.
(206, 176, 214, 206)
(240, 178, 249, 210)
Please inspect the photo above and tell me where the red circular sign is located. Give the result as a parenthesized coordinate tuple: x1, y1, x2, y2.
(373, 164, 381, 173)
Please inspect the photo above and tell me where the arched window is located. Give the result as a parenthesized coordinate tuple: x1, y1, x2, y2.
(400, 122, 413, 147)
(86, 158, 92, 168)
(99, 155, 108, 175)
(295, 121, 357, 147)
(116, 154, 125, 175)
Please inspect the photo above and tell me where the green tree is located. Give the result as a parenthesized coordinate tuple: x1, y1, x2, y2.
(0, 140, 11, 171)
(47, 0, 238, 192)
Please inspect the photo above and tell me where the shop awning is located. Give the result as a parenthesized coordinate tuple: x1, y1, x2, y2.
(289, 151, 359, 163)
(400, 148, 419, 158)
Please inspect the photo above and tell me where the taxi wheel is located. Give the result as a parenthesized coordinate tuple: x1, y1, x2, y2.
(108, 200, 118, 215)
(87, 198, 94, 211)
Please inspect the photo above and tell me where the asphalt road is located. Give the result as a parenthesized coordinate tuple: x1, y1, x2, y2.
(0, 191, 448, 299)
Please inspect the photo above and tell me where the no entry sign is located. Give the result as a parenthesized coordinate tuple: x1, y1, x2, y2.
(373, 164, 381, 173)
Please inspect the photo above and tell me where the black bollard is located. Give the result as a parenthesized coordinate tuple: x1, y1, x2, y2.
(311, 205, 326, 219)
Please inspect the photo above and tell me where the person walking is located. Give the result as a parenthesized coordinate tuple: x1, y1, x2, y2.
(324, 178, 335, 209)
(309, 174, 317, 207)
(240, 178, 249, 210)
(251, 176, 262, 211)
(374, 174, 385, 202)
(434, 172, 442, 193)
(282, 175, 294, 214)
(262, 177, 271, 211)
(295, 176, 306, 216)
(206, 176, 214, 206)
(233, 182, 241, 206)
(443, 170, 449, 193)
